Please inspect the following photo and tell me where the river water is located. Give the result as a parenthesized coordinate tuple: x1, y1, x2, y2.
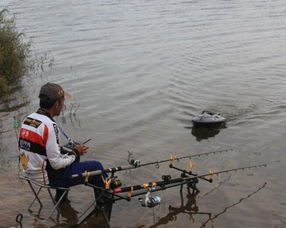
(0, 0, 286, 227)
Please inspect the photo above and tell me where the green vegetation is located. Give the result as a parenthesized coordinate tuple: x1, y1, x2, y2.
(0, 9, 31, 96)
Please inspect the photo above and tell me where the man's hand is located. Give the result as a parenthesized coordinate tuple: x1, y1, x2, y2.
(74, 144, 89, 156)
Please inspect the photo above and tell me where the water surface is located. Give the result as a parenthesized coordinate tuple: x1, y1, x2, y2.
(1, 0, 286, 227)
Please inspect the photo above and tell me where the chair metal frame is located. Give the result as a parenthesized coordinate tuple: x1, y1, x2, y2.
(19, 176, 70, 218)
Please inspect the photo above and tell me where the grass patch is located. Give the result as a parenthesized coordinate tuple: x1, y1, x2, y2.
(0, 9, 31, 97)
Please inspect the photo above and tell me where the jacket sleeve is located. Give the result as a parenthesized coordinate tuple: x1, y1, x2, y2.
(45, 122, 75, 170)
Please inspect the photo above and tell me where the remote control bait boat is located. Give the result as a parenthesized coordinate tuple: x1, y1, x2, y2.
(192, 111, 226, 127)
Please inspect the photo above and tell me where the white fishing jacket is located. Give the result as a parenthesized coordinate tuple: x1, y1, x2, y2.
(19, 109, 76, 184)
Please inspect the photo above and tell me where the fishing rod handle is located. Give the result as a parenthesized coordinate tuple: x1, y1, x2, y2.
(71, 165, 128, 179)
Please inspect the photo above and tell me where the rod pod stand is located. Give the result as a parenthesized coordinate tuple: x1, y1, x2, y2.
(169, 163, 213, 183)
(181, 175, 200, 195)
(169, 164, 212, 194)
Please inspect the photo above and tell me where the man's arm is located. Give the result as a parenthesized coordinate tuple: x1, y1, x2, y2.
(46, 123, 76, 170)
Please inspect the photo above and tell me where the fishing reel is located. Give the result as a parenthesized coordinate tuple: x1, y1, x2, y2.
(110, 177, 122, 189)
(129, 159, 140, 167)
(139, 189, 161, 208)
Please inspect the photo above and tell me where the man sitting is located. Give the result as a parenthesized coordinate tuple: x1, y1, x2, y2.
(19, 82, 106, 201)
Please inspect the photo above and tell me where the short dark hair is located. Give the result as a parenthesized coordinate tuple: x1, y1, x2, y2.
(39, 94, 58, 109)
(38, 82, 65, 109)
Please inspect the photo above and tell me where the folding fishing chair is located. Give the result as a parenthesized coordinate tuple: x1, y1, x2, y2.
(19, 176, 70, 218)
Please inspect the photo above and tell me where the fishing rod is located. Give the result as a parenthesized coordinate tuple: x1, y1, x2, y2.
(75, 163, 267, 227)
(71, 148, 233, 179)
(111, 163, 267, 194)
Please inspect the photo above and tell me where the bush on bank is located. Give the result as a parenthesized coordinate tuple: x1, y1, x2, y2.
(0, 9, 31, 97)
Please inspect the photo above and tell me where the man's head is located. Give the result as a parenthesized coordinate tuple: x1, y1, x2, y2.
(39, 82, 66, 116)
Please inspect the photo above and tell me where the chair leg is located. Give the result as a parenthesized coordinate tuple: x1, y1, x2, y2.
(47, 188, 56, 205)
(48, 189, 69, 219)
(27, 181, 43, 210)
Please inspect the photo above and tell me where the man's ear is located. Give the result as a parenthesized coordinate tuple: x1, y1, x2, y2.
(53, 100, 58, 107)
(52, 100, 60, 109)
